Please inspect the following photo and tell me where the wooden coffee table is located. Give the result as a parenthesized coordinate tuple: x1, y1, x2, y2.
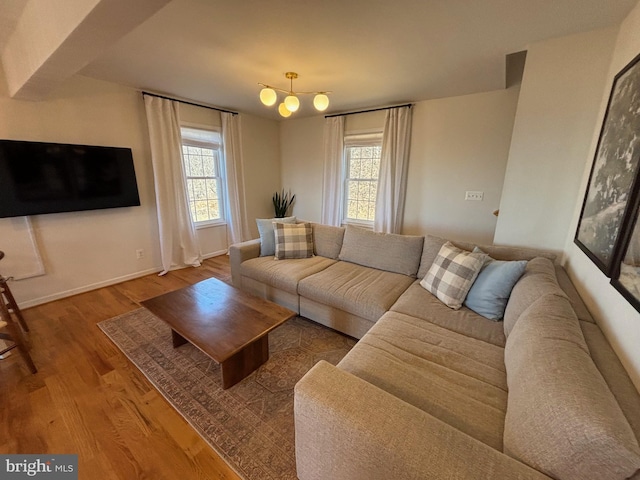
(141, 277, 296, 389)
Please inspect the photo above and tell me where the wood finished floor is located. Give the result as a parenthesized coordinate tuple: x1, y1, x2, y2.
(0, 255, 242, 480)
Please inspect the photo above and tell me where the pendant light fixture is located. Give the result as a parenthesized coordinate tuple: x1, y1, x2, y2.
(259, 72, 330, 117)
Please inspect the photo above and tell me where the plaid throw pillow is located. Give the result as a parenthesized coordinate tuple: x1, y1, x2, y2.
(274, 222, 314, 260)
(420, 242, 488, 309)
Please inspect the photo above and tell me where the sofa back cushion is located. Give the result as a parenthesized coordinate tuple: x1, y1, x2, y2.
(312, 224, 345, 260)
(417, 235, 557, 279)
(503, 294, 640, 480)
(338, 225, 424, 277)
(502, 257, 567, 338)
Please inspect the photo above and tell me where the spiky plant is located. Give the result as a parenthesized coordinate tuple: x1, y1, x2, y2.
(273, 189, 296, 218)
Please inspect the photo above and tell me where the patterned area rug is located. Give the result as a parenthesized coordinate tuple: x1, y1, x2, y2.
(98, 308, 356, 480)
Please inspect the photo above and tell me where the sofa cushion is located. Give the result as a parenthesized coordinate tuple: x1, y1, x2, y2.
(502, 257, 567, 338)
(311, 223, 345, 260)
(556, 265, 595, 323)
(420, 242, 487, 309)
(338, 311, 508, 450)
(503, 294, 640, 480)
(391, 281, 506, 346)
(417, 234, 557, 279)
(464, 253, 527, 320)
(580, 320, 640, 443)
(274, 222, 314, 259)
(338, 225, 424, 277)
(240, 256, 336, 294)
(298, 261, 415, 322)
(256, 216, 296, 256)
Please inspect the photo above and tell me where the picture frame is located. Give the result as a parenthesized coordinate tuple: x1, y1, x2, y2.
(611, 160, 640, 310)
(575, 51, 640, 276)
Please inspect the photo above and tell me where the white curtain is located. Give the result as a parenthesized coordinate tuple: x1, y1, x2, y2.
(144, 95, 201, 275)
(221, 112, 251, 245)
(374, 106, 413, 233)
(321, 116, 345, 226)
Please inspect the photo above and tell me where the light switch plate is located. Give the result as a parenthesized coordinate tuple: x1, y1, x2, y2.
(465, 191, 484, 201)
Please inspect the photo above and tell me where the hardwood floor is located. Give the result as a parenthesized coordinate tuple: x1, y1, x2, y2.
(0, 256, 241, 480)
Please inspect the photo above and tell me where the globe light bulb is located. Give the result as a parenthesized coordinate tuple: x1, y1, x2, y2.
(284, 95, 300, 112)
(278, 103, 292, 118)
(259, 88, 277, 106)
(313, 94, 329, 111)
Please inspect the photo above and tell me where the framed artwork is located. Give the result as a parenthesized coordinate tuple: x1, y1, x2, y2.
(575, 51, 640, 276)
(612, 188, 640, 311)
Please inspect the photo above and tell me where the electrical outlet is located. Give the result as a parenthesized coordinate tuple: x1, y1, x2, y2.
(465, 191, 484, 201)
(136, 249, 144, 259)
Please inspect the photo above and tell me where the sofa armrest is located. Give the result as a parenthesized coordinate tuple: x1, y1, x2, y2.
(295, 361, 551, 480)
(229, 239, 261, 288)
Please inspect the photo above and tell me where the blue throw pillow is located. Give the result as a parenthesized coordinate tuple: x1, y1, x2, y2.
(256, 216, 296, 256)
(464, 256, 527, 320)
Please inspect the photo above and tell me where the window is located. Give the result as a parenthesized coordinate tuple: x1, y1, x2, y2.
(343, 133, 383, 225)
(181, 127, 225, 226)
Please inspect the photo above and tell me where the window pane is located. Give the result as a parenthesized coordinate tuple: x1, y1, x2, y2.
(349, 156, 361, 178)
(372, 158, 380, 178)
(361, 158, 372, 179)
(347, 200, 358, 219)
(347, 180, 358, 200)
(206, 178, 218, 199)
(194, 200, 209, 222)
(191, 179, 206, 200)
(367, 202, 376, 221)
(190, 153, 204, 177)
(208, 200, 220, 219)
(202, 152, 215, 177)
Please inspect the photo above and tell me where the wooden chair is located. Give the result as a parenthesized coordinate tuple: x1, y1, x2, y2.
(0, 251, 37, 373)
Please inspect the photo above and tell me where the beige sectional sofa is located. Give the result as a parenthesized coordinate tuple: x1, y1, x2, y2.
(229, 223, 640, 480)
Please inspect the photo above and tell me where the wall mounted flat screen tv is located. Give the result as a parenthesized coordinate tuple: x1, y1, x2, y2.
(0, 139, 141, 218)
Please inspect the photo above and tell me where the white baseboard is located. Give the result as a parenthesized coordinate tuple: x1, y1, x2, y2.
(202, 249, 228, 259)
(18, 267, 163, 309)
(18, 251, 229, 310)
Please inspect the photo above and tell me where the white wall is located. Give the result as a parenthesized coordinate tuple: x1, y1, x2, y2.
(279, 89, 519, 243)
(0, 73, 160, 307)
(241, 114, 282, 238)
(403, 89, 519, 244)
(493, 27, 618, 252)
(279, 116, 325, 222)
(0, 73, 281, 307)
(564, 1, 640, 389)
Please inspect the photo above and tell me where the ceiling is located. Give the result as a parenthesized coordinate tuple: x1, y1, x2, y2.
(2, 0, 638, 119)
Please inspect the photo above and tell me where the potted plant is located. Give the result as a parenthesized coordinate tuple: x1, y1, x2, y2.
(273, 189, 295, 218)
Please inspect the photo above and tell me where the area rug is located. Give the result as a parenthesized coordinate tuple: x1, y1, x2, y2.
(98, 308, 356, 480)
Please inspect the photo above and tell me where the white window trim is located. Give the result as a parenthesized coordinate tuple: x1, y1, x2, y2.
(180, 126, 227, 228)
(342, 131, 383, 226)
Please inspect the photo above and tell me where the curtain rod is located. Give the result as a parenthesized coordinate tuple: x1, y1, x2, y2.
(142, 91, 238, 115)
(325, 103, 413, 118)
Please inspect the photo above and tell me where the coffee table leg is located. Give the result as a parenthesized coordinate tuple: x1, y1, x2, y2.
(220, 335, 269, 389)
(171, 329, 188, 348)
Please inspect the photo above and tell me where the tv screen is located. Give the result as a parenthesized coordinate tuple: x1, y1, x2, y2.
(0, 139, 141, 218)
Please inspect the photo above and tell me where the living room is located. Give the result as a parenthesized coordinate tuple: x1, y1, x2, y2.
(1, 0, 640, 478)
